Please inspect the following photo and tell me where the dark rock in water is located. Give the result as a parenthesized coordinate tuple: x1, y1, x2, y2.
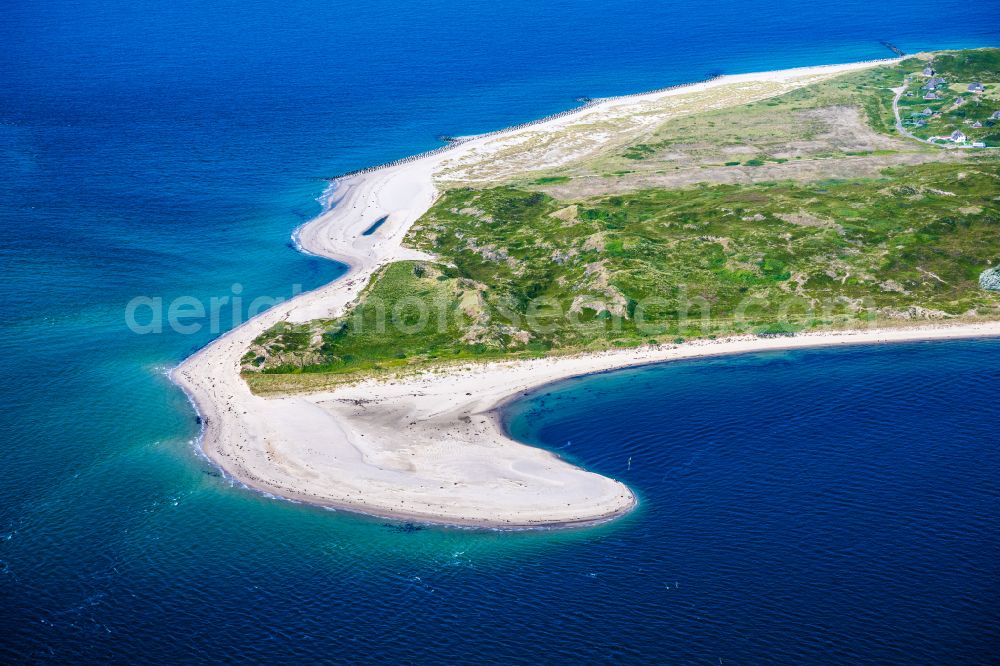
(436, 135, 458, 144)
(195, 415, 202, 425)
(980, 267, 1000, 291)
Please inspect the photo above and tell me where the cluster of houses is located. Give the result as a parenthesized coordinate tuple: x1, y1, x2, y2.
(908, 106, 937, 127)
(914, 65, 993, 148)
(921, 72, 949, 100)
(953, 104, 998, 148)
(918, 66, 987, 99)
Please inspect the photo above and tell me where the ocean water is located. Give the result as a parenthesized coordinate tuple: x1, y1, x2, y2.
(1, 0, 998, 662)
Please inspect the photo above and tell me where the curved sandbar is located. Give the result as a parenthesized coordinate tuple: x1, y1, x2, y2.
(171, 57, 966, 528)
(172, 165, 636, 526)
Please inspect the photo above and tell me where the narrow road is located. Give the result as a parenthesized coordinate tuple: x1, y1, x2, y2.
(891, 81, 992, 151)
(891, 83, 945, 147)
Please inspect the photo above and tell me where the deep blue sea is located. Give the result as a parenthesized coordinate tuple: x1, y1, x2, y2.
(1, 1, 998, 662)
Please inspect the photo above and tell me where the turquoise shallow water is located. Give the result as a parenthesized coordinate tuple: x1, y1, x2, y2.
(1, 0, 999, 662)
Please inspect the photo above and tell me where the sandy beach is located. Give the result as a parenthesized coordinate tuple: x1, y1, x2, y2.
(171, 55, 1000, 528)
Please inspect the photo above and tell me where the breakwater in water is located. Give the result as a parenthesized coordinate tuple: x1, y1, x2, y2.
(881, 40, 908, 56)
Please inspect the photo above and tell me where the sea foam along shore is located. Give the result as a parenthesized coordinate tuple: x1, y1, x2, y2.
(169, 56, 999, 529)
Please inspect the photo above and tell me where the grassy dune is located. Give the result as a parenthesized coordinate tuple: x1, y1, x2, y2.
(246, 50, 1000, 393)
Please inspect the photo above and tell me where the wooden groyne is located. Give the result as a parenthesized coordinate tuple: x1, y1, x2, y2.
(327, 57, 902, 182)
(880, 41, 907, 57)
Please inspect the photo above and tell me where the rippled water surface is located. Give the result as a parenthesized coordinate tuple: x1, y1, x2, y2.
(504, 339, 1000, 663)
(1, 0, 999, 662)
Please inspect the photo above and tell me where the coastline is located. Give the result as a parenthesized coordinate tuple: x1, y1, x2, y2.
(486, 321, 1000, 434)
(168, 54, 1000, 529)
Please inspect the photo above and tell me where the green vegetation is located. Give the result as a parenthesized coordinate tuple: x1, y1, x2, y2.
(923, 49, 1000, 82)
(610, 61, 912, 168)
(243, 260, 533, 379)
(601, 49, 996, 188)
(623, 144, 658, 160)
(895, 49, 1000, 146)
(245, 50, 1000, 393)
(247, 160, 1000, 391)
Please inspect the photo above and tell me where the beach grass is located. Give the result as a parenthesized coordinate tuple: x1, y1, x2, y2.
(525, 49, 998, 202)
(243, 51, 1000, 390)
(246, 157, 1000, 389)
